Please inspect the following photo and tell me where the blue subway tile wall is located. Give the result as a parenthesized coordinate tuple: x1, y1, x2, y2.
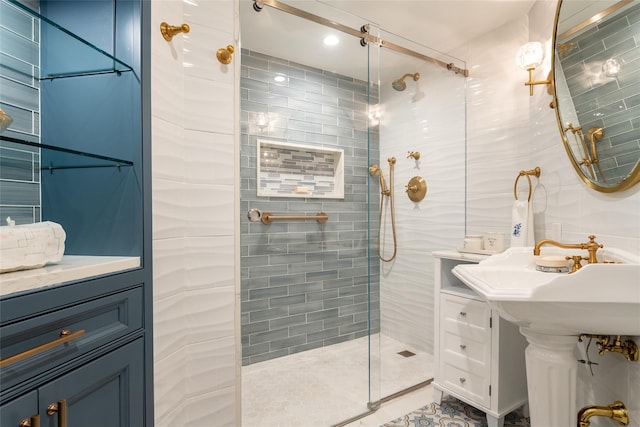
(240, 48, 380, 365)
(560, 2, 640, 182)
(0, 0, 41, 225)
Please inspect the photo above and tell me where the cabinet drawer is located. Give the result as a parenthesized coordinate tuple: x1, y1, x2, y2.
(440, 361, 490, 408)
(0, 287, 143, 392)
(442, 329, 488, 365)
(440, 293, 489, 335)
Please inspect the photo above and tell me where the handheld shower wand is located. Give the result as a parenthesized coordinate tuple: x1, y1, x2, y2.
(369, 164, 390, 196)
(370, 158, 397, 262)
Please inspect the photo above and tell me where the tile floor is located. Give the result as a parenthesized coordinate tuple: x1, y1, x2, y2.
(343, 385, 437, 427)
(348, 389, 530, 427)
(241, 334, 433, 427)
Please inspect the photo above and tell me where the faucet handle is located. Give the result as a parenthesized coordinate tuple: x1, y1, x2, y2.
(566, 255, 588, 273)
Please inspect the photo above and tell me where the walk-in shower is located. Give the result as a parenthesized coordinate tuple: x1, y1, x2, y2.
(240, 1, 468, 425)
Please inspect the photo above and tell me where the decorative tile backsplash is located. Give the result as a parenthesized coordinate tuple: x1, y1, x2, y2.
(0, 0, 41, 225)
(257, 139, 344, 198)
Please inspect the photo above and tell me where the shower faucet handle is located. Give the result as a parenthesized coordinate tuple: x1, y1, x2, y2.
(407, 151, 420, 160)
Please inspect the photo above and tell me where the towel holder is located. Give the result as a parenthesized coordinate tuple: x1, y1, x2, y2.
(514, 166, 541, 202)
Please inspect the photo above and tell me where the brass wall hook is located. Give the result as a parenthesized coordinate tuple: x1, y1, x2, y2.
(160, 22, 190, 41)
(407, 151, 420, 160)
(217, 45, 235, 64)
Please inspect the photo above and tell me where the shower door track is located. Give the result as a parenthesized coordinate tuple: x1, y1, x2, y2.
(253, 0, 469, 77)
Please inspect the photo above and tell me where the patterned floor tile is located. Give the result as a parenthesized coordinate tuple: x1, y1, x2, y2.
(382, 396, 530, 427)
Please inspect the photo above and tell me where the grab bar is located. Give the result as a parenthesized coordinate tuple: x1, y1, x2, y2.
(247, 208, 329, 225)
(261, 211, 328, 225)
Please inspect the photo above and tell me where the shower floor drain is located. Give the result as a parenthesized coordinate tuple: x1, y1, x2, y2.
(397, 350, 416, 358)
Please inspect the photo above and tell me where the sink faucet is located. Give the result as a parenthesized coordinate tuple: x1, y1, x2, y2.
(533, 235, 603, 264)
(577, 401, 628, 427)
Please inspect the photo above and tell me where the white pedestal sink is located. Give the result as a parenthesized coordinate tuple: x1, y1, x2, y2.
(452, 246, 640, 427)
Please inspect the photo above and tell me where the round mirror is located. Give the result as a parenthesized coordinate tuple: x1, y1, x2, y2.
(552, 0, 640, 192)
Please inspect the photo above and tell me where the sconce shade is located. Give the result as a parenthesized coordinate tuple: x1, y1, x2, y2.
(602, 58, 621, 77)
(516, 42, 545, 70)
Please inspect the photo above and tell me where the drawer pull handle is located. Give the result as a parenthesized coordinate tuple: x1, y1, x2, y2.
(460, 344, 467, 350)
(47, 400, 67, 427)
(459, 311, 467, 317)
(0, 329, 85, 368)
(459, 377, 466, 383)
(19, 415, 40, 427)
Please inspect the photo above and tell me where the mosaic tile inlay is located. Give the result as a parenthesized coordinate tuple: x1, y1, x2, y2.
(257, 140, 343, 198)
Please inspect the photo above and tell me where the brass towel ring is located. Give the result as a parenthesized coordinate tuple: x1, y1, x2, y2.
(217, 45, 235, 64)
(160, 22, 190, 41)
(513, 166, 541, 202)
(514, 174, 533, 202)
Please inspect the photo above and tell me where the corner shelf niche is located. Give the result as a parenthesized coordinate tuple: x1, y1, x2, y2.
(8, 0, 135, 81)
(0, 0, 143, 293)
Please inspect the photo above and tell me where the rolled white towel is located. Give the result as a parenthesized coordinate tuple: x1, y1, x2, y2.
(0, 219, 66, 273)
(510, 200, 535, 247)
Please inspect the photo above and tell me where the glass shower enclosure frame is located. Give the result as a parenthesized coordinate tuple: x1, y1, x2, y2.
(239, 1, 468, 425)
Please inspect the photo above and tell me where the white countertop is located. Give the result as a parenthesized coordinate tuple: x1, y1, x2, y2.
(432, 249, 491, 262)
(0, 255, 140, 297)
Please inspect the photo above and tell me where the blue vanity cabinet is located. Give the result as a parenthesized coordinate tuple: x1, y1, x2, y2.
(0, 286, 144, 393)
(0, 391, 38, 427)
(0, 338, 143, 427)
(0, 0, 152, 424)
(38, 338, 144, 427)
(0, 275, 149, 427)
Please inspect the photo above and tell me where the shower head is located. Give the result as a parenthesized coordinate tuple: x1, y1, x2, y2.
(391, 72, 420, 91)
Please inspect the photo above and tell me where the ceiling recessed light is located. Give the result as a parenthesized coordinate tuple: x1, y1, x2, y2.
(323, 35, 339, 46)
(274, 75, 286, 82)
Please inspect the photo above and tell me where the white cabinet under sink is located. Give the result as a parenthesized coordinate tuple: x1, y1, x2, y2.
(433, 250, 529, 427)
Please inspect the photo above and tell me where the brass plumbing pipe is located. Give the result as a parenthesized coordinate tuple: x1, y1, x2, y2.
(577, 401, 628, 427)
(581, 335, 640, 362)
(533, 235, 603, 264)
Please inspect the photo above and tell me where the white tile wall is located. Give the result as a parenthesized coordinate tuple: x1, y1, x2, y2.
(378, 58, 466, 355)
(149, 0, 639, 425)
(151, 0, 238, 426)
(464, 1, 640, 423)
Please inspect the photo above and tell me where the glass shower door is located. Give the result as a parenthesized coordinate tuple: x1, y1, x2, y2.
(367, 26, 468, 407)
(239, 2, 381, 425)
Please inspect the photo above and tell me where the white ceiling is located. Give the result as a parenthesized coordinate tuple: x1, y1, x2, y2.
(239, 0, 537, 81)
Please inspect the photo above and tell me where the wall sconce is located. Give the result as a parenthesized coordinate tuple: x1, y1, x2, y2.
(516, 42, 552, 96)
(602, 58, 621, 77)
(368, 104, 382, 127)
